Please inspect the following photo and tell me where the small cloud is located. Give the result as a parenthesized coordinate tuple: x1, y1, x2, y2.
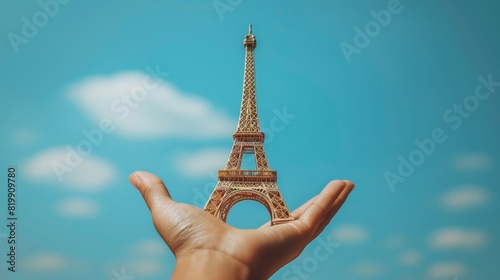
(175, 148, 229, 177)
(110, 261, 164, 278)
(398, 250, 422, 266)
(24, 252, 68, 272)
(68, 71, 235, 139)
(440, 186, 489, 211)
(129, 260, 163, 276)
(23, 147, 117, 191)
(331, 224, 368, 244)
(353, 262, 386, 277)
(56, 197, 99, 217)
(430, 228, 486, 250)
(130, 239, 167, 256)
(427, 262, 466, 279)
(111, 239, 169, 278)
(381, 234, 405, 249)
(453, 153, 491, 171)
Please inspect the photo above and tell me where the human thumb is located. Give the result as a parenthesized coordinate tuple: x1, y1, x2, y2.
(129, 171, 174, 212)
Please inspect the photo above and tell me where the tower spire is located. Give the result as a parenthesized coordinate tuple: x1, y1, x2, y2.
(204, 26, 294, 226)
(237, 24, 259, 134)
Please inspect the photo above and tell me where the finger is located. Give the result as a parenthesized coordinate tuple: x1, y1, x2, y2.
(298, 180, 354, 239)
(259, 181, 349, 229)
(291, 195, 317, 219)
(260, 194, 318, 229)
(311, 180, 354, 239)
(129, 171, 175, 212)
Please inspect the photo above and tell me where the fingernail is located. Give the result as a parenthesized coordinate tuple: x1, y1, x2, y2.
(129, 172, 143, 188)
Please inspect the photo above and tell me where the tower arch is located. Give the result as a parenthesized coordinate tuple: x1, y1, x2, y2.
(216, 189, 274, 222)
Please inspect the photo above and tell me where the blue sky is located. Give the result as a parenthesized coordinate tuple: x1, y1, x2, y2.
(1, 0, 499, 279)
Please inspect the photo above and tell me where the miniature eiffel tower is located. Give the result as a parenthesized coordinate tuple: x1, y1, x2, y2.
(204, 25, 294, 226)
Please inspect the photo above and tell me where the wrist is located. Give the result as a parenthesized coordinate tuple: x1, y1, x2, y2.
(172, 249, 253, 280)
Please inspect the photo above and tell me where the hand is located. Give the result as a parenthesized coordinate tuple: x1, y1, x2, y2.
(129, 171, 354, 280)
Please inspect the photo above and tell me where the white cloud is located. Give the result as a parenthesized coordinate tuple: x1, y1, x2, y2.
(398, 250, 422, 266)
(129, 260, 163, 276)
(130, 239, 167, 256)
(24, 147, 117, 191)
(68, 71, 235, 139)
(110, 239, 168, 278)
(440, 186, 489, 211)
(24, 252, 68, 272)
(381, 234, 405, 249)
(331, 224, 368, 244)
(430, 228, 486, 250)
(427, 262, 465, 279)
(57, 197, 99, 217)
(453, 153, 492, 171)
(353, 262, 386, 277)
(110, 261, 164, 278)
(176, 148, 229, 177)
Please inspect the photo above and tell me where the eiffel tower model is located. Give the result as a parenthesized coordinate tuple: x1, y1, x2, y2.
(204, 25, 294, 226)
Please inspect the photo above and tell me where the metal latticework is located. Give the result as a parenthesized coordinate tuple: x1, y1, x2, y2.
(204, 25, 294, 226)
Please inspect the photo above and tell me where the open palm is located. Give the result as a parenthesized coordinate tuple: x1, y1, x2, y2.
(129, 171, 354, 280)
